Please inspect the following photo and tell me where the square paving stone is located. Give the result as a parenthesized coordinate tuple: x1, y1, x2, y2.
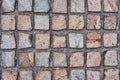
(1, 15, 15, 30)
(71, 0, 85, 13)
(18, 52, 34, 67)
(71, 69, 85, 80)
(53, 69, 67, 80)
(70, 52, 84, 67)
(19, 71, 33, 80)
(2, 0, 15, 12)
(18, 0, 32, 11)
(34, 0, 50, 12)
(52, 0, 67, 13)
(87, 51, 101, 67)
(1, 33, 16, 49)
(88, 0, 101, 11)
(104, 15, 117, 30)
(18, 32, 32, 49)
(104, 68, 119, 80)
(69, 33, 84, 48)
(104, 50, 118, 66)
(103, 33, 118, 47)
(35, 52, 50, 67)
(87, 14, 101, 29)
(87, 70, 101, 80)
(86, 32, 101, 48)
(36, 71, 51, 80)
(53, 35, 66, 48)
(2, 70, 17, 80)
(69, 15, 84, 30)
(34, 15, 49, 30)
(35, 33, 50, 49)
(17, 15, 32, 30)
(2, 51, 15, 67)
(53, 52, 67, 67)
(52, 15, 67, 30)
(104, 0, 119, 12)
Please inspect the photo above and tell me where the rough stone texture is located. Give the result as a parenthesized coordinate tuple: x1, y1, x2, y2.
(69, 15, 84, 30)
(88, 0, 101, 11)
(52, 15, 66, 30)
(69, 33, 84, 48)
(35, 52, 50, 67)
(53, 35, 66, 48)
(2, 0, 15, 12)
(35, 33, 50, 49)
(87, 14, 101, 29)
(71, 69, 85, 80)
(53, 69, 67, 80)
(1, 0, 120, 79)
(87, 52, 101, 67)
(2, 71, 17, 80)
(35, 15, 49, 30)
(19, 52, 34, 67)
(86, 32, 101, 48)
(104, 50, 118, 66)
(36, 71, 51, 80)
(1, 33, 16, 49)
(87, 70, 101, 80)
(104, 0, 119, 12)
(1, 15, 15, 30)
(53, 0, 67, 13)
(17, 15, 32, 30)
(18, 32, 32, 49)
(71, 0, 85, 13)
(34, 0, 50, 12)
(18, 0, 32, 11)
(103, 33, 118, 47)
(104, 16, 117, 30)
(104, 69, 119, 80)
(53, 52, 67, 67)
(70, 52, 84, 67)
(2, 51, 15, 67)
(19, 71, 33, 80)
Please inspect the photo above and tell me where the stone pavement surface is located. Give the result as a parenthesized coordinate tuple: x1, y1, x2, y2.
(0, 0, 120, 80)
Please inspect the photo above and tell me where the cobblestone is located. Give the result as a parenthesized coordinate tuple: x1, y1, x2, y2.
(87, 14, 101, 29)
(52, 0, 67, 13)
(36, 71, 51, 80)
(2, 51, 15, 67)
(17, 15, 32, 30)
(53, 69, 67, 80)
(34, 0, 50, 12)
(104, 50, 118, 66)
(69, 15, 84, 30)
(1, 15, 15, 30)
(52, 15, 66, 30)
(1, 33, 16, 49)
(34, 15, 49, 30)
(18, 52, 34, 67)
(87, 70, 101, 80)
(2, 70, 17, 80)
(18, 0, 32, 11)
(69, 33, 84, 48)
(35, 52, 50, 67)
(2, 0, 15, 12)
(87, 51, 101, 67)
(70, 52, 84, 67)
(1, 0, 120, 80)
(71, 69, 85, 80)
(71, 0, 85, 13)
(53, 52, 67, 67)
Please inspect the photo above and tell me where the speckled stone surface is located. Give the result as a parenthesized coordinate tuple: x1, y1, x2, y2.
(0, 0, 120, 80)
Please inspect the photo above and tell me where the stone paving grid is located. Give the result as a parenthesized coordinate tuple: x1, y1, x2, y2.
(0, 0, 120, 80)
